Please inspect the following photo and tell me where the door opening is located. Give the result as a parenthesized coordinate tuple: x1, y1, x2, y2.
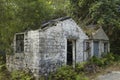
(67, 40, 73, 65)
(93, 41, 99, 56)
(85, 41, 90, 60)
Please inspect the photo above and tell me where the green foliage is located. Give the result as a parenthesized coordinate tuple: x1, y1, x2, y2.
(76, 74, 89, 80)
(0, 63, 34, 80)
(0, 64, 7, 72)
(113, 54, 120, 61)
(0, 0, 120, 56)
(69, 0, 120, 53)
(48, 53, 120, 80)
(0, 53, 119, 80)
(0, 0, 55, 54)
(75, 62, 87, 72)
(0, 64, 35, 80)
(89, 56, 106, 67)
(11, 70, 34, 80)
(46, 0, 70, 18)
(69, 0, 120, 26)
(0, 64, 11, 80)
(103, 53, 115, 65)
(0, 54, 6, 64)
(88, 53, 115, 67)
(49, 66, 76, 80)
(0, 0, 70, 55)
(14, 0, 54, 29)
(48, 65, 89, 80)
(0, 0, 16, 51)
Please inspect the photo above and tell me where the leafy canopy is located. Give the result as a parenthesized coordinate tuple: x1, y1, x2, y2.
(70, 0, 120, 53)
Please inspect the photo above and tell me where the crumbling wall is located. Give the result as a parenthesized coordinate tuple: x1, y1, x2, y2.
(6, 30, 40, 73)
(33, 19, 88, 76)
(6, 18, 89, 78)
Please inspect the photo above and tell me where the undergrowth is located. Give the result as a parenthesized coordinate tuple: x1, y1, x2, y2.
(0, 53, 119, 80)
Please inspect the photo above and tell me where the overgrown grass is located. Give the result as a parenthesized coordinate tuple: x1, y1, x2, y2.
(11, 70, 34, 80)
(45, 53, 120, 80)
(0, 53, 119, 80)
(48, 65, 89, 80)
(0, 64, 34, 80)
(0, 64, 11, 80)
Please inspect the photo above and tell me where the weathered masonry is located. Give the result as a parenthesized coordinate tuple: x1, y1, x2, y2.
(6, 17, 110, 77)
(83, 25, 110, 60)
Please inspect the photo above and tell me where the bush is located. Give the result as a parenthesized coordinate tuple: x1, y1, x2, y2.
(49, 66, 76, 80)
(0, 54, 6, 64)
(0, 64, 35, 80)
(0, 64, 11, 80)
(88, 53, 116, 67)
(48, 65, 89, 80)
(76, 74, 89, 80)
(47, 53, 118, 80)
(11, 70, 34, 80)
(88, 56, 106, 67)
(103, 53, 115, 65)
(113, 54, 120, 61)
(0, 64, 7, 72)
(75, 62, 87, 73)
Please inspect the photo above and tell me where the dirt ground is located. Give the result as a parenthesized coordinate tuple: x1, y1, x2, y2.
(96, 71, 120, 80)
(86, 62, 120, 80)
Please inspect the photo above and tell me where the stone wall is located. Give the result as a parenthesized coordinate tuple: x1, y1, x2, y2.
(6, 18, 89, 77)
(34, 19, 88, 76)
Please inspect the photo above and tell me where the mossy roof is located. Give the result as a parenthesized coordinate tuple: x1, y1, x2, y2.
(83, 25, 100, 38)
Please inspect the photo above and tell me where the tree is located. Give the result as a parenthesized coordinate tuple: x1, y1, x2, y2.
(46, 0, 70, 18)
(0, 0, 54, 54)
(0, 0, 17, 52)
(14, 0, 54, 30)
(69, 0, 120, 53)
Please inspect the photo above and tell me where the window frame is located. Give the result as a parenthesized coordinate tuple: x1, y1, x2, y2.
(15, 33, 25, 53)
(84, 40, 90, 52)
(103, 42, 108, 53)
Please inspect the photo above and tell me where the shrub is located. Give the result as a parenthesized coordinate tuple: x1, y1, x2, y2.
(76, 74, 89, 80)
(75, 62, 87, 73)
(0, 54, 6, 64)
(88, 56, 106, 67)
(88, 53, 116, 67)
(49, 66, 77, 80)
(113, 54, 120, 61)
(103, 53, 115, 65)
(0, 64, 7, 72)
(11, 70, 34, 80)
(48, 65, 89, 80)
(0, 64, 11, 80)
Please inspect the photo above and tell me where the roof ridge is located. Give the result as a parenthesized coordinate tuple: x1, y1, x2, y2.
(41, 16, 71, 29)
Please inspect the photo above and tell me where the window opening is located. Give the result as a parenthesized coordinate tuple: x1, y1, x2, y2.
(104, 42, 108, 53)
(16, 34, 24, 53)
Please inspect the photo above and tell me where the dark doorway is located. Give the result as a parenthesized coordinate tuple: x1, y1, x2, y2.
(67, 40, 73, 65)
(85, 42, 90, 60)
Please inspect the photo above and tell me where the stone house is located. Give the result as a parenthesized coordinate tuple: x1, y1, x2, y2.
(6, 17, 110, 77)
(83, 25, 110, 60)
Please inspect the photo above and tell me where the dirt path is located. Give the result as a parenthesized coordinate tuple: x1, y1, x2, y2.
(96, 71, 120, 80)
